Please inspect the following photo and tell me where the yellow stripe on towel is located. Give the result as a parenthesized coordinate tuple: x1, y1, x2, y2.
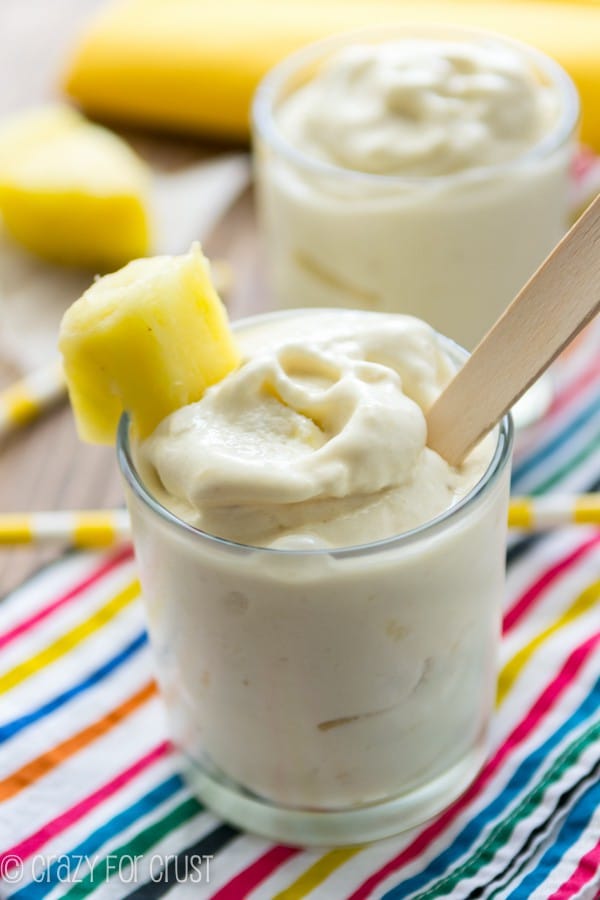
(496, 579, 600, 705)
(0, 580, 139, 695)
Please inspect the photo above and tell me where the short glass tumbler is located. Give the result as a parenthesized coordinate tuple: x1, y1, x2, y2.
(253, 27, 579, 352)
(117, 318, 514, 846)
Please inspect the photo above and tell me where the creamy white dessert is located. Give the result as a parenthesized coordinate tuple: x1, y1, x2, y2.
(140, 309, 492, 547)
(124, 310, 511, 825)
(279, 40, 557, 177)
(254, 32, 577, 348)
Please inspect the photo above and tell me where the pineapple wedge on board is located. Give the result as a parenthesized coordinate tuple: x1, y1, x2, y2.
(0, 105, 151, 270)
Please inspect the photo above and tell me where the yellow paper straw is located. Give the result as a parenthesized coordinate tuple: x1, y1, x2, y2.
(0, 359, 66, 437)
(508, 494, 600, 529)
(0, 497, 598, 549)
(0, 510, 131, 548)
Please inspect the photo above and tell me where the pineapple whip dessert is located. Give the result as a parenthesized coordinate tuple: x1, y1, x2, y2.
(256, 35, 572, 349)
(60, 248, 509, 816)
(140, 308, 493, 548)
(278, 40, 557, 176)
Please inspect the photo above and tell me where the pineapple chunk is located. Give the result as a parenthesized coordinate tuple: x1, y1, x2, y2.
(0, 105, 151, 269)
(0, 105, 81, 168)
(59, 244, 240, 444)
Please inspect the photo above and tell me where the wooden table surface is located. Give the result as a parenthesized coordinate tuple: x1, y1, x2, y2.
(0, 0, 265, 593)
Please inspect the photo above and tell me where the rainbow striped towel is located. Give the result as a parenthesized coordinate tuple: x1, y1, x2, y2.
(0, 323, 598, 898)
(0, 253, 599, 895)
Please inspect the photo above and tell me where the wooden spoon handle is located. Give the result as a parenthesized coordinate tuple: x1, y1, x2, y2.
(426, 194, 600, 467)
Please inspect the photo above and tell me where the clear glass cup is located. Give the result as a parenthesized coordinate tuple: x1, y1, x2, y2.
(252, 26, 579, 356)
(117, 311, 513, 846)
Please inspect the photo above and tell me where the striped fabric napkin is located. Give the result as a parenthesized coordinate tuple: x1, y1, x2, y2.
(0, 325, 598, 898)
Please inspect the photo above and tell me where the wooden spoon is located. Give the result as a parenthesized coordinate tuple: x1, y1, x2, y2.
(426, 193, 600, 466)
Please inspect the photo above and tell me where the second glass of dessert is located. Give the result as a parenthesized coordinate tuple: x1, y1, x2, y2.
(253, 27, 579, 354)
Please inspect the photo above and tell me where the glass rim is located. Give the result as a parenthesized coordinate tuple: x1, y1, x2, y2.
(252, 24, 580, 189)
(117, 309, 514, 560)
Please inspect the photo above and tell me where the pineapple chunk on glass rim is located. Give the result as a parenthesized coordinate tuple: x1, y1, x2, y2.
(59, 243, 240, 444)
